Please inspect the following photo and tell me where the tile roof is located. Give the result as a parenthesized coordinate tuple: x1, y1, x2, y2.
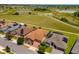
(10, 26, 33, 36)
(0, 21, 6, 28)
(25, 28, 48, 42)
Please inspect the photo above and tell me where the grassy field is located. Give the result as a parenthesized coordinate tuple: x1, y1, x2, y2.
(0, 14, 79, 34)
(52, 12, 79, 27)
(0, 14, 79, 54)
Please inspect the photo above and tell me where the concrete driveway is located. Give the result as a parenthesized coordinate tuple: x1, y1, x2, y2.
(0, 38, 37, 54)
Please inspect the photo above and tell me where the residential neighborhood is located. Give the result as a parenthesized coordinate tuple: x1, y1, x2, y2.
(0, 5, 79, 54)
(0, 19, 68, 54)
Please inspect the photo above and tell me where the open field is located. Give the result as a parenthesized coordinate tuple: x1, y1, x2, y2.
(52, 11, 79, 27)
(0, 15, 79, 34)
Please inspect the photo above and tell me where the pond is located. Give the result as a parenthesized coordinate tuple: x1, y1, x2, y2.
(57, 10, 77, 13)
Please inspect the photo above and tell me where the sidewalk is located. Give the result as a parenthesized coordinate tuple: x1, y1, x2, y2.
(0, 33, 37, 53)
(24, 44, 38, 52)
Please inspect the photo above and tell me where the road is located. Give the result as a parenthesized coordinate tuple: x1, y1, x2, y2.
(0, 38, 37, 54)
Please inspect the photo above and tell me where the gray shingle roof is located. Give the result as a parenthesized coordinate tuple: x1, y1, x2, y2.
(2, 23, 21, 33)
(45, 33, 67, 49)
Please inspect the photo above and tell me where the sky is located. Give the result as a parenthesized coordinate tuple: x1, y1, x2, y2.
(0, 0, 79, 4)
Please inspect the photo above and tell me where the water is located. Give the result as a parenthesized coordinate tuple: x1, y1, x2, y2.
(57, 10, 77, 13)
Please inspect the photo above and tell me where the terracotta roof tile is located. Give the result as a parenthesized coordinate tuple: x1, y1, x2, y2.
(25, 29, 48, 41)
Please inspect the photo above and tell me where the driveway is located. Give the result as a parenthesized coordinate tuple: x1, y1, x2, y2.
(0, 38, 37, 54)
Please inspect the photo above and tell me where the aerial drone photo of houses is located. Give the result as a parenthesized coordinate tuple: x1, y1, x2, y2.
(0, 4, 79, 54)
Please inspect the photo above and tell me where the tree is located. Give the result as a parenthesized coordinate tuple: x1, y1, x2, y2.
(5, 34, 12, 40)
(24, 24, 27, 27)
(20, 29, 24, 37)
(3, 19, 5, 22)
(46, 31, 52, 38)
(0, 31, 4, 34)
(33, 8, 50, 12)
(28, 12, 31, 15)
(5, 46, 11, 52)
(74, 11, 79, 17)
(37, 42, 48, 54)
(17, 37, 24, 45)
(60, 17, 68, 22)
(38, 27, 42, 29)
(13, 12, 19, 15)
(32, 26, 37, 30)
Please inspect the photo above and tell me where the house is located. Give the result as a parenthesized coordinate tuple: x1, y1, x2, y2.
(0, 20, 6, 28)
(44, 32, 68, 53)
(10, 26, 33, 37)
(71, 39, 79, 54)
(1, 22, 22, 33)
(24, 28, 48, 48)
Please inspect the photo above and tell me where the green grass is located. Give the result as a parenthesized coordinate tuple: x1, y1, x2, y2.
(63, 33, 78, 54)
(53, 12, 79, 27)
(0, 14, 79, 34)
(45, 47, 52, 53)
(2, 8, 16, 15)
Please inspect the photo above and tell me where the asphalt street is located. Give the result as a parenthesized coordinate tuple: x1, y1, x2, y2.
(0, 38, 37, 54)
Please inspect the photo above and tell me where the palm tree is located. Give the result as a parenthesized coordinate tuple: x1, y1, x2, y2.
(5, 46, 11, 52)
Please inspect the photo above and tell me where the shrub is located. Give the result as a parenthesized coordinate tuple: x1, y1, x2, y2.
(45, 47, 52, 53)
(28, 12, 32, 15)
(74, 11, 79, 17)
(5, 46, 11, 52)
(60, 17, 68, 22)
(0, 31, 4, 34)
(37, 42, 50, 54)
(46, 31, 52, 38)
(5, 34, 12, 40)
(17, 37, 24, 45)
(34, 8, 50, 12)
(13, 12, 19, 15)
